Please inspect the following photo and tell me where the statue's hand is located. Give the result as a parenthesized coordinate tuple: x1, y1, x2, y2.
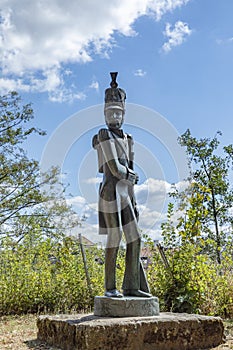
(98, 128, 110, 141)
(127, 168, 139, 185)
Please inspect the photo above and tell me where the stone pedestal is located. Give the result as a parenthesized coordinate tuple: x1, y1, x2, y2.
(94, 296, 159, 317)
(37, 312, 224, 350)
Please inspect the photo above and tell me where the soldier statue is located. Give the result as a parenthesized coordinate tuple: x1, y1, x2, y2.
(92, 72, 151, 298)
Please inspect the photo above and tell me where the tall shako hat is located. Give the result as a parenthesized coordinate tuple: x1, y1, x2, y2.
(104, 72, 126, 111)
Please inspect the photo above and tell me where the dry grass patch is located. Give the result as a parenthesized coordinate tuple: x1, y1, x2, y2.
(0, 314, 60, 349)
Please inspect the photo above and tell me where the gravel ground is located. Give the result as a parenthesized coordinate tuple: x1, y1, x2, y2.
(0, 314, 233, 349)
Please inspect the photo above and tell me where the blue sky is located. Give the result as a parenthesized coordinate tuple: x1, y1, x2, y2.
(1, 0, 233, 242)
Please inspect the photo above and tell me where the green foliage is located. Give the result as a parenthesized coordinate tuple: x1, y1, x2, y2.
(0, 237, 108, 315)
(178, 129, 233, 263)
(0, 91, 79, 244)
(145, 137, 233, 316)
(0, 91, 45, 150)
(0, 91, 126, 316)
(147, 231, 233, 316)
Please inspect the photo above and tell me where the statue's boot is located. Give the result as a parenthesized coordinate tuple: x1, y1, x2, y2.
(123, 289, 151, 298)
(105, 289, 123, 298)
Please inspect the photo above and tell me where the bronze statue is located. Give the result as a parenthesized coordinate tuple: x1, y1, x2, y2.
(92, 72, 151, 298)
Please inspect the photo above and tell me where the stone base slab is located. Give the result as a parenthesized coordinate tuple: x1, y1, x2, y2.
(37, 312, 224, 350)
(94, 296, 160, 317)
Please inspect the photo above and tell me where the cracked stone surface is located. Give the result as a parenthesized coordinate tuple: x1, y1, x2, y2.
(37, 312, 224, 350)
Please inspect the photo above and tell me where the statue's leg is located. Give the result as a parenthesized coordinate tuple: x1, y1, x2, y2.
(140, 261, 151, 293)
(104, 212, 122, 294)
(121, 201, 141, 290)
(122, 202, 151, 297)
(122, 237, 141, 290)
(105, 246, 119, 291)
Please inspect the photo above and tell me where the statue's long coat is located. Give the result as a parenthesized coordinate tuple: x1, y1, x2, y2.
(92, 128, 138, 235)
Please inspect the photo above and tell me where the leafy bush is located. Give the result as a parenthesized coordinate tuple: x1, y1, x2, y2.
(1, 231, 233, 317)
(0, 237, 107, 315)
(146, 232, 233, 317)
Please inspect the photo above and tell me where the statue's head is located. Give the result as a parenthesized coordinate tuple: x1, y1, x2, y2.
(104, 106, 124, 130)
(104, 72, 126, 130)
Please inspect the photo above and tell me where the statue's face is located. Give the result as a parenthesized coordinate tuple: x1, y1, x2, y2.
(105, 108, 124, 130)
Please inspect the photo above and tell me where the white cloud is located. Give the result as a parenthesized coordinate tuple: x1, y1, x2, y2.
(134, 69, 147, 77)
(147, 0, 190, 21)
(135, 178, 171, 208)
(89, 80, 99, 92)
(216, 37, 233, 45)
(84, 177, 102, 185)
(162, 21, 192, 53)
(71, 222, 105, 245)
(0, 66, 87, 102)
(0, 0, 190, 100)
(134, 178, 171, 238)
(175, 180, 189, 192)
(67, 196, 98, 224)
(65, 178, 187, 243)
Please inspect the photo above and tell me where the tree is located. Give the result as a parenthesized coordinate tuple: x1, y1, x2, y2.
(0, 92, 79, 244)
(154, 130, 233, 312)
(177, 129, 233, 263)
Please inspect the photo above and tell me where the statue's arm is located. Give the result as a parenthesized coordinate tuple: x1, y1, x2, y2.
(98, 129, 128, 180)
